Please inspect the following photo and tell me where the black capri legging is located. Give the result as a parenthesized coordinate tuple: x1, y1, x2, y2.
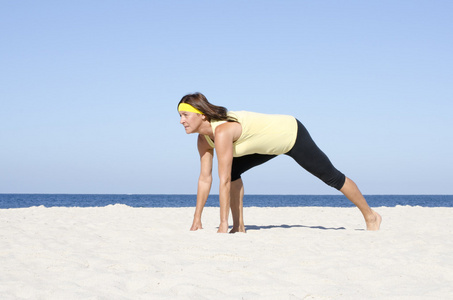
(230, 120, 346, 190)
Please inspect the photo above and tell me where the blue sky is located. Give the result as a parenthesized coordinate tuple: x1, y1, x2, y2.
(1, 1, 452, 194)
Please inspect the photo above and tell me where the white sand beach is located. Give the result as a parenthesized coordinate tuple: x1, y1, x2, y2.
(1, 205, 452, 299)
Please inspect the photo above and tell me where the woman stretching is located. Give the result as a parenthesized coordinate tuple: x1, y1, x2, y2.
(178, 92, 381, 233)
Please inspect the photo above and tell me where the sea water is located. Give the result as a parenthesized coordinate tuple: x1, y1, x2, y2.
(0, 194, 452, 209)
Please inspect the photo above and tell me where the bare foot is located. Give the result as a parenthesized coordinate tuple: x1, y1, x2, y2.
(229, 226, 246, 233)
(217, 222, 229, 233)
(366, 210, 382, 231)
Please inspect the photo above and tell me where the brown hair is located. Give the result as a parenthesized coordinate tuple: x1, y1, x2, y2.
(178, 92, 236, 122)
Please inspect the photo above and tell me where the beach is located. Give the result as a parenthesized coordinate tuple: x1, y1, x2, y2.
(1, 205, 452, 299)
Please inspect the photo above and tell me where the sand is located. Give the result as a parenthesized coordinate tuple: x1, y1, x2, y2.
(1, 205, 452, 299)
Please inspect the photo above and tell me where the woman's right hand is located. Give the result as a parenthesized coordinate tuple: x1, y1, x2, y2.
(190, 218, 203, 231)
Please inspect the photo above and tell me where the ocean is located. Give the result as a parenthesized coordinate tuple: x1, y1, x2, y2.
(0, 194, 452, 209)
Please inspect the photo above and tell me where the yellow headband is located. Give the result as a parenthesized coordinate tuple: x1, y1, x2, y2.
(178, 103, 203, 115)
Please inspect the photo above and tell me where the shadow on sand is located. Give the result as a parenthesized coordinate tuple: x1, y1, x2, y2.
(245, 224, 346, 231)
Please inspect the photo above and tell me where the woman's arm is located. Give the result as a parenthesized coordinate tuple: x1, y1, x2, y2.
(213, 122, 242, 233)
(190, 134, 214, 231)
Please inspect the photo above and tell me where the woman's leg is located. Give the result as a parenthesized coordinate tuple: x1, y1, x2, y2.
(340, 177, 381, 230)
(230, 178, 246, 233)
(287, 120, 381, 230)
(229, 154, 277, 233)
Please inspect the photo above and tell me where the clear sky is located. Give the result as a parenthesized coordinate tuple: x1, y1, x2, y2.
(1, 1, 452, 195)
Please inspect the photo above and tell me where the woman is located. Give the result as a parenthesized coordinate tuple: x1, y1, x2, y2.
(178, 92, 381, 233)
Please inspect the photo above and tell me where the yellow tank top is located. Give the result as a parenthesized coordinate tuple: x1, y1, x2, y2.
(204, 111, 298, 157)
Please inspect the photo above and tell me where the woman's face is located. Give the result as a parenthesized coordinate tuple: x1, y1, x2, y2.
(179, 111, 204, 134)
